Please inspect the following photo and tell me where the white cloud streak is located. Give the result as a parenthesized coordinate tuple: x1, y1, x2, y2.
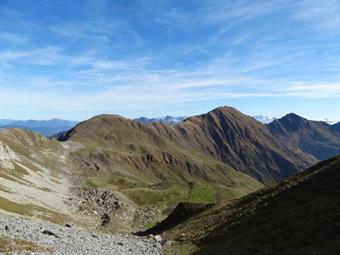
(0, 0, 339, 119)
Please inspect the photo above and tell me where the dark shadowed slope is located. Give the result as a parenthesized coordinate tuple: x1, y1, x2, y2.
(151, 107, 316, 184)
(268, 113, 340, 160)
(331, 122, 340, 135)
(156, 156, 340, 255)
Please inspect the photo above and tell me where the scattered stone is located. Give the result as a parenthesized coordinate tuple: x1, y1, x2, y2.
(65, 224, 72, 228)
(161, 240, 173, 246)
(4, 225, 8, 230)
(154, 235, 162, 242)
(42, 230, 59, 238)
(70, 187, 163, 233)
(101, 213, 111, 226)
(0, 214, 161, 255)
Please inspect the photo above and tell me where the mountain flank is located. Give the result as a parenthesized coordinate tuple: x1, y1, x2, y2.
(0, 128, 72, 223)
(268, 113, 340, 160)
(151, 107, 316, 184)
(149, 155, 340, 255)
(57, 114, 263, 207)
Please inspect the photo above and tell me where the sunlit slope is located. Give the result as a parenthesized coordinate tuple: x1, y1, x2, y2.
(58, 114, 263, 206)
(151, 107, 316, 184)
(0, 128, 72, 223)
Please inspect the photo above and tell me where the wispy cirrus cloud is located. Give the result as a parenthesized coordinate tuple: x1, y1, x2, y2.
(292, 0, 340, 31)
(0, 0, 339, 120)
(0, 32, 30, 45)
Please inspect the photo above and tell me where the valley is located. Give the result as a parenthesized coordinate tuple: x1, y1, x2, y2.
(0, 107, 339, 254)
(2, 1, 338, 253)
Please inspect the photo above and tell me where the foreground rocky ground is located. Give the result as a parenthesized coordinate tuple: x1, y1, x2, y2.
(0, 214, 162, 254)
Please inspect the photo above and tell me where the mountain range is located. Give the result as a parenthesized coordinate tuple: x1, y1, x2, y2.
(135, 116, 187, 124)
(0, 106, 339, 254)
(137, 115, 276, 124)
(150, 107, 317, 184)
(0, 119, 78, 136)
(252, 115, 276, 124)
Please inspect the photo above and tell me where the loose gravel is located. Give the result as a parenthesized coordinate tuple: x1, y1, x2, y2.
(0, 214, 162, 255)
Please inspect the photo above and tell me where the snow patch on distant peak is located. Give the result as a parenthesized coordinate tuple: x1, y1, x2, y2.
(135, 116, 187, 124)
(252, 116, 276, 124)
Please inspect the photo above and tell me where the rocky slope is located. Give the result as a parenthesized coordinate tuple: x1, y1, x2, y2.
(0, 128, 170, 233)
(150, 155, 340, 255)
(151, 107, 316, 184)
(267, 113, 340, 160)
(0, 128, 73, 223)
(0, 213, 162, 254)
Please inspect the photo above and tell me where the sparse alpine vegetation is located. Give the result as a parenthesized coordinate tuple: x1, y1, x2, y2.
(0, 107, 339, 255)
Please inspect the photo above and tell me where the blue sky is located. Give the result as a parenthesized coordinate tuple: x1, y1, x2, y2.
(0, 0, 339, 121)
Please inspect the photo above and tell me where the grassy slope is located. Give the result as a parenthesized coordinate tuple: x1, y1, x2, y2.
(156, 156, 340, 255)
(0, 236, 52, 253)
(61, 115, 263, 207)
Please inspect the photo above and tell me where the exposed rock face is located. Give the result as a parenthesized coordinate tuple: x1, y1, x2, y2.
(71, 187, 162, 232)
(0, 128, 72, 218)
(268, 113, 340, 160)
(74, 188, 135, 216)
(151, 107, 316, 183)
(0, 141, 17, 170)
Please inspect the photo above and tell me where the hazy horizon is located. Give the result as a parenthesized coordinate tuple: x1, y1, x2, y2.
(1, 107, 339, 124)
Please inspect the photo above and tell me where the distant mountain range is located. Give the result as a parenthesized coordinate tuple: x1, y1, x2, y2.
(136, 115, 276, 124)
(135, 115, 338, 125)
(135, 115, 187, 124)
(252, 115, 276, 124)
(0, 119, 78, 136)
